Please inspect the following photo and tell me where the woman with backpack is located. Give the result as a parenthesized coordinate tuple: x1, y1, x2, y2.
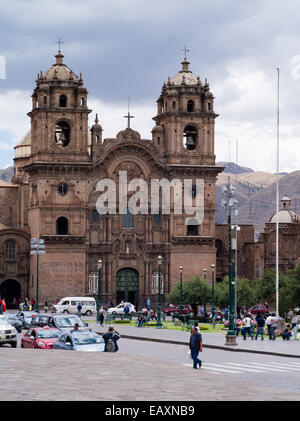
(102, 326, 120, 352)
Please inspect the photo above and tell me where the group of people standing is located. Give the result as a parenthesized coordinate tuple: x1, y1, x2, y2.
(235, 311, 299, 341)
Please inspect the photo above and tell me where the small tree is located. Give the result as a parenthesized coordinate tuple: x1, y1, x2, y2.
(167, 276, 210, 317)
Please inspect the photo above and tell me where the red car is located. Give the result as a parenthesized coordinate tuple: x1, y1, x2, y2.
(21, 327, 61, 349)
(248, 305, 269, 315)
(163, 304, 194, 316)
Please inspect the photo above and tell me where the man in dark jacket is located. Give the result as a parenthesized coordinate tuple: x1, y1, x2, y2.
(255, 313, 265, 340)
(189, 327, 202, 369)
(103, 326, 120, 352)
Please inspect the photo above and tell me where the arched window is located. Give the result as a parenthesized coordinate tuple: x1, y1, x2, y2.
(187, 100, 194, 112)
(55, 121, 71, 147)
(91, 209, 99, 223)
(43, 96, 47, 105)
(122, 208, 134, 228)
(56, 217, 69, 235)
(183, 125, 197, 151)
(59, 95, 67, 107)
(5, 242, 15, 258)
(81, 97, 85, 106)
(172, 101, 176, 109)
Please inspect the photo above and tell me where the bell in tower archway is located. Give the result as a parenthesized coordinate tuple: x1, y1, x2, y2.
(186, 136, 195, 148)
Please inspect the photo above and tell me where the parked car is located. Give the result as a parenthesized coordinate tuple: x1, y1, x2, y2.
(21, 327, 61, 349)
(5, 312, 23, 333)
(163, 304, 194, 316)
(16, 311, 38, 329)
(30, 314, 89, 333)
(53, 296, 96, 316)
(0, 315, 17, 348)
(54, 331, 105, 352)
(106, 302, 135, 315)
(249, 305, 269, 315)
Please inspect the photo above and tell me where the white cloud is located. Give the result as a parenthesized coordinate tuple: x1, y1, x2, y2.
(88, 97, 156, 140)
(0, 90, 31, 146)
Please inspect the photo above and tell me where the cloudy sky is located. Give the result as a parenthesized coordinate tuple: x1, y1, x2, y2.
(0, 0, 300, 172)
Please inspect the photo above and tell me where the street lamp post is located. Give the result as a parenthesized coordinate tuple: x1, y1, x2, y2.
(179, 265, 183, 313)
(97, 259, 102, 322)
(30, 238, 46, 313)
(203, 268, 207, 315)
(211, 264, 215, 328)
(232, 225, 240, 317)
(222, 177, 238, 346)
(156, 255, 163, 329)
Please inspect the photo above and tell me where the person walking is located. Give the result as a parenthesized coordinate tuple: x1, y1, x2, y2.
(255, 313, 265, 340)
(77, 302, 82, 317)
(0, 300, 3, 315)
(242, 315, 253, 340)
(44, 302, 48, 313)
(99, 306, 105, 327)
(103, 326, 120, 352)
(265, 313, 273, 340)
(291, 313, 299, 340)
(189, 327, 202, 369)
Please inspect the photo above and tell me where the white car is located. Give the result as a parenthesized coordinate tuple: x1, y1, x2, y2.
(107, 302, 135, 315)
(0, 315, 17, 348)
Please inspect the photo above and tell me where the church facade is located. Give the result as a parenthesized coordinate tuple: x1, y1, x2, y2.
(0, 51, 223, 308)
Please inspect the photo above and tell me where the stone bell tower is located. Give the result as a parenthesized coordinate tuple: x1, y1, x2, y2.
(153, 56, 218, 166)
(28, 50, 91, 162)
(152, 54, 223, 285)
(23, 50, 93, 303)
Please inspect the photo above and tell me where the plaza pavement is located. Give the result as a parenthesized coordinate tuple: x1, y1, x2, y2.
(89, 321, 300, 359)
(0, 314, 299, 401)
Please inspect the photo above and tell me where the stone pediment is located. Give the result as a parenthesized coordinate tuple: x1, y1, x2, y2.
(116, 128, 141, 141)
(94, 139, 165, 175)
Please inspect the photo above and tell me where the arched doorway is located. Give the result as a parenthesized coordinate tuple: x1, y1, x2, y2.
(116, 268, 139, 306)
(0, 279, 21, 309)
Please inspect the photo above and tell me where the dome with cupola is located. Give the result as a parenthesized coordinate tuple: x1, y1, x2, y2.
(169, 59, 200, 86)
(43, 51, 79, 81)
(269, 196, 299, 223)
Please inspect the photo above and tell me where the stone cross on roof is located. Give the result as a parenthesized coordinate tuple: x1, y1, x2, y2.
(55, 37, 64, 52)
(181, 44, 190, 60)
(124, 112, 134, 129)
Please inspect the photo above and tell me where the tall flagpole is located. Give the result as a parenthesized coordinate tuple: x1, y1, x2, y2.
(276, 68, 280, 317)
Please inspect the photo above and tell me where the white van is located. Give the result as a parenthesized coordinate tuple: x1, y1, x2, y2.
(53, 297, 96, 316)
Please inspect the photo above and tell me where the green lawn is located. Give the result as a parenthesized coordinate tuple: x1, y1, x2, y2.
(87, 319, 227, 333)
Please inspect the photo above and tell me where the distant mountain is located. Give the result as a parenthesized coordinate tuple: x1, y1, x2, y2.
(0, 166, 14, 182)
(234, 170, 300, 233)
(216, 164, 300, 234)
(216, 161, 254, 174)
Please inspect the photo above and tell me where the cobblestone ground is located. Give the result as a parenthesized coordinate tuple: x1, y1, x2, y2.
(0, 347, 299, 401)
